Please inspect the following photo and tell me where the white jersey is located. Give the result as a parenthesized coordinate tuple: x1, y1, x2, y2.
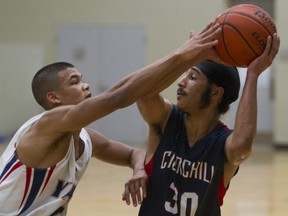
(0, 113, 93, 216)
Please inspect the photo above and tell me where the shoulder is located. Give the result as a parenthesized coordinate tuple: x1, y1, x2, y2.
(22, 112, 45, 127)
(163, 104, 184, 129)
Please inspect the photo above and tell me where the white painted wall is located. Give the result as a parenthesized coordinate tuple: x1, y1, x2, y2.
(0, 43, 43, 137)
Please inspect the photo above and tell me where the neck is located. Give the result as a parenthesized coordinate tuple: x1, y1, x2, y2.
(184, 111, 220, 147)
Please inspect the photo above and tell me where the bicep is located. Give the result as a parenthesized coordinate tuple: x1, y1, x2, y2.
(34, 106, 74, 134)
(137, 94, 172, 163)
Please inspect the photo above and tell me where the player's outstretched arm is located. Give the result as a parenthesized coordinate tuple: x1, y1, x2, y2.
(53, 23, 221, 132)
(225, 34, 280, 166)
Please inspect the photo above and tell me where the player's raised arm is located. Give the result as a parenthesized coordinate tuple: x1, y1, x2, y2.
(225, 34, 280, 166)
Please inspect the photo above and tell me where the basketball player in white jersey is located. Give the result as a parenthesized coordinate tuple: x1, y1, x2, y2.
(122, 35, 280, 215)
(0, 23, 223, 215)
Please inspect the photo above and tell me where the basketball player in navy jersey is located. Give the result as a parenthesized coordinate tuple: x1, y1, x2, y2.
(122, 34, 280, 215)
(0, 23, 225, 215)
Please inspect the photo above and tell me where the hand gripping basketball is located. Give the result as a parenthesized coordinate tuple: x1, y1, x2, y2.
(214, 4, 277, 67)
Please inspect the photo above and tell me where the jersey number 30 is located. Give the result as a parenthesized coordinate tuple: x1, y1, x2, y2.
(164, 182, 198, 216)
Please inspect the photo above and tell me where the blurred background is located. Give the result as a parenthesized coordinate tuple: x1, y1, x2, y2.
(0, 0, 287, 215)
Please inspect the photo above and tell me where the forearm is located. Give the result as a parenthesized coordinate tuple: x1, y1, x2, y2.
(231, 72, 258, 163)
(91, 135, 146, 171)
(106, 52, 193, 107)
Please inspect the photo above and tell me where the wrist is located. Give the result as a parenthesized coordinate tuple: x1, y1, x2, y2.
(133, 166, 145, 175)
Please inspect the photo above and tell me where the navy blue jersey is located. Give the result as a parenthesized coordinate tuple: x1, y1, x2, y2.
(139, 105, 232, 216)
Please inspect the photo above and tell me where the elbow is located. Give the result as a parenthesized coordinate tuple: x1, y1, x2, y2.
(228, 136, 254, 166)
(229, 147, 252, 166)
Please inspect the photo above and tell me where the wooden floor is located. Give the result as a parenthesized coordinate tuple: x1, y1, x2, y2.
(1, 143, 288, 216)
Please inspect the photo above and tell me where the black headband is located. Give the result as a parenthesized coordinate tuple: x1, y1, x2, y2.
(193, 60, 240, 104)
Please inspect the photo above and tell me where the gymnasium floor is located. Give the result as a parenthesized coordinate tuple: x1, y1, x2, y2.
(1, 143, 287, 216)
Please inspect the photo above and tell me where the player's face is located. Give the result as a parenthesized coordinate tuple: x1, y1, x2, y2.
(176, 68, 212, 113)
(55, 68, 92, 105)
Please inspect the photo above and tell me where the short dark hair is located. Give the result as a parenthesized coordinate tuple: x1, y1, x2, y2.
(31, 62, 74, 110)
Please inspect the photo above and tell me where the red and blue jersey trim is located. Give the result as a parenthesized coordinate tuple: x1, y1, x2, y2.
(0, 152, 56, 215)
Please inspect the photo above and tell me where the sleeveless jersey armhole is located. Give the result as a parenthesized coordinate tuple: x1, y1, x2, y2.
(218, 176, 227, 206)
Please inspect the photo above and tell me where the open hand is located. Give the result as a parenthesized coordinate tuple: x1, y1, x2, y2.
(175, 22, 221, 63)
(122, 168, 147, 207)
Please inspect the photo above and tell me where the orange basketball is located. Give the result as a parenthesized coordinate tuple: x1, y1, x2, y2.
(214, 4, 277, 67)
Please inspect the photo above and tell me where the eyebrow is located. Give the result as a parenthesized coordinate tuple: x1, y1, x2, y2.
(69, 73, 82, 81)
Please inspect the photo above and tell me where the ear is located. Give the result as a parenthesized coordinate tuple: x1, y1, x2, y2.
(211, 86, 224, 101)
(47, 92, 61, 106)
